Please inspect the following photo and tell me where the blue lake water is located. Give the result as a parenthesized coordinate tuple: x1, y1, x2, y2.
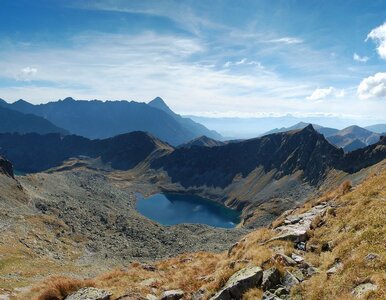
(136, 193, 241, 228)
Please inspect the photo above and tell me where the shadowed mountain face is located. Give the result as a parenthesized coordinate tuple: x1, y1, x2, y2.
(148, 98, 222, 142)
(0, 97, 221, 146)
(152, 125, 386, 189)
(0, 156, 13, 178)
(152, 125, 346, 188)
(0, 131, 172, 173)
(0, 105, 68, 135)
(340, 136, 386, 173)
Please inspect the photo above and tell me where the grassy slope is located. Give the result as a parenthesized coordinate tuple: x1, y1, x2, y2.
(24, 160, 386, 300)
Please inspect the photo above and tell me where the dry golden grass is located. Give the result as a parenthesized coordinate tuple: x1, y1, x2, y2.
(28, 276, 95, 300)
(296, 171, 386, 300)
(243, 288, 263, 299)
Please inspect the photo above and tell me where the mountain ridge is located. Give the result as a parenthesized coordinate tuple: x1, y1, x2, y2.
(0, 131, 173, 173)
(0, 105, 68, 135)
(0, 97, 221, 146)
(262, 122, 382, 152)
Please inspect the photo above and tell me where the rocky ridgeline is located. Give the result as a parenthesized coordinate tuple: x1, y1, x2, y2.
(272, 202, 331, 247)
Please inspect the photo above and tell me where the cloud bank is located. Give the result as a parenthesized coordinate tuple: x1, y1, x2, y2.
(306, 87, 345, 101)
(358, 72, 386, 100)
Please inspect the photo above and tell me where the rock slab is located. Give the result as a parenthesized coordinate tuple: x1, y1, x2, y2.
(210, 266, 263, 300)
(160, 289, 184, 300)
(65, 287, 111, 300)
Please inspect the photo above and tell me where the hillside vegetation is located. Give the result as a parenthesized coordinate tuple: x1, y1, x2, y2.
(24, 160, 386, 300)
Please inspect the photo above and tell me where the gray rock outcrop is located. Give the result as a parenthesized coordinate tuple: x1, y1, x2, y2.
(65, 287, 111, 300)
(210, 266, 263, 300)
(160, 289, 184, 300)
(261, 268, 281, 291)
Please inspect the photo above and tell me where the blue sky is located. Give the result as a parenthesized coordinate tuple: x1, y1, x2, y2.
(1, 0, 386, 121)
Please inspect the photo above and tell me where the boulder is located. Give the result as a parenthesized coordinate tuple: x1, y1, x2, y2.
(210, 266, 263, 300)
(321, 241, 333, 252)
(65, 287, 112, 300)
(274, 254, 296, 266)
(261, 268, 281, 291)
(273, 205, 329, 244)
(291, 254, 304, 263)
(282, 271, 300, 289)
(140, 278, 157, 287)
(192, 288, 206, 300)
(273, 287, 289, 298)
(326, 262, 343, 278)
(272, 228, 308, 243)
(291, 268, 305, 282)
(262, 291, 281, 300)
(160, 290, 184, 300)
(352, 283, 377, 298)
(284, 216, 301, 225)
(365, 253, 379, 261)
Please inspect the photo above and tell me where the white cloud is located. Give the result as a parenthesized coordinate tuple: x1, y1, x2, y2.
(353, 53, 369, 63)
(223, 58, 263, 68)
(357, 72, 386, 100)
(366, 22, 386, 59)
(266, 37, 303, 44)
(306, 87, 345, 100)
(17, 66, 38, 81)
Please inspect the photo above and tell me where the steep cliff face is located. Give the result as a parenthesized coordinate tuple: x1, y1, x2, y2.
(151, 125, 343, 188)
(152, 126, 386, 190)
(340, 135, 386, 172)
(0, 156, 14, 178)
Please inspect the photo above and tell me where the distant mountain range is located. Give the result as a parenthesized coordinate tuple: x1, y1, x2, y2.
(0, 97, 221, 146)
(263, 122, 382, 152)
(188, 115, 386, 139)
(0, 100, 68, 135)
(365, 124, 386, 134)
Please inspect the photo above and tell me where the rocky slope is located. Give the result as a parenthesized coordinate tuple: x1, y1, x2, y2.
(0, 161, 247, 299)
(0, 156, 13, 178)
(22, 159, 386, 300)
